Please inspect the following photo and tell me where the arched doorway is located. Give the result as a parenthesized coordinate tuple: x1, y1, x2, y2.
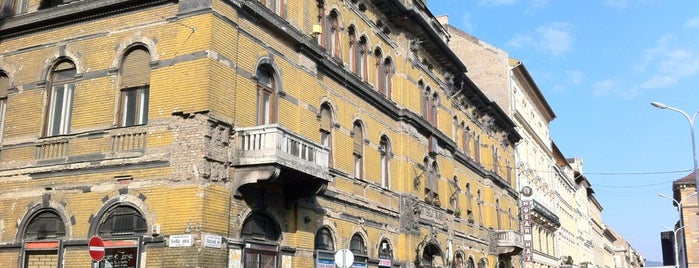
(240, 212, 281, 268)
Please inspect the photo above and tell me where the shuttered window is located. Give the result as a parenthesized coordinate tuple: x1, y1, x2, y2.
(118, 48, 150, 127)
(353, 122, 363, 179)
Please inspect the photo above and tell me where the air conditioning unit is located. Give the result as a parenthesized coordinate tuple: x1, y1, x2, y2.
(151, 224, 161, 236)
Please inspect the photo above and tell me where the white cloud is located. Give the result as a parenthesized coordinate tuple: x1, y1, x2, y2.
(685, 17, 699, 28)
(637, 35, 699, 90)
(505, 23, 573, 57)
(537, 23, 573, 56)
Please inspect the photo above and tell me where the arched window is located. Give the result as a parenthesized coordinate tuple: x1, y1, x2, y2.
(0, 72, 8, 143)
(45, 60, 76, 136)
(474, 135, 481, 164)
(422, 85, 431, 121)
(357, 36, 368, 80)
(496, 198, 502, 229)
(349, 233, 369, 266)
(24, 210, 66, 241)
(462, 123, 471, 156)
(315, 227, 335, 268)
(492, 146, 500, 174)
(348, 25, 357, 72)
(453, 251, 465, 268)
(381, 57, 393, 98)
(467, 257, 475, 268)
(314, 227, 334, 251)
(478, 258, 487, 268)
(350, 233, 367, 256)
(97, 205, 147, 237)
(352, 121, 364, 179)
(241, 213, 281, 268)
(449, 176, 459, 211)
(319, 103, 334, 167)
(326, 9, 341, 59)
(379, 135, 391, 189)
(256, 64, 277, 125)
(378, 239, 393, 266)
(466, 183, 473, 223)
(317, 0, 326, 46)
(431, 91, 439, 126)
(424, 157, 439, 206)
(477, 190, 483, 225)
(22, 210, 66, 268)
(374, 48, 384, 93)
(118, 47, 150, 127)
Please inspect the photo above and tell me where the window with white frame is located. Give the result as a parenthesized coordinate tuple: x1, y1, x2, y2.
(45, 61, 76, 137)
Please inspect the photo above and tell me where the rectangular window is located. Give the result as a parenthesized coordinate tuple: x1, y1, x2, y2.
(120, 86, 149, 127)
(46, 84, 74, 136)
(258, 86, 275, 125)
(380, 153, 387, 188)
(245, 249, 278, 268)
(354, 153, 362, 179)
(0, 98, 6, 143)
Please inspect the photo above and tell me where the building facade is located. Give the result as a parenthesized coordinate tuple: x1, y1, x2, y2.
(669, 171, 698, 268)
(0, 0, 523, 267)
(441, 21, 561, 268)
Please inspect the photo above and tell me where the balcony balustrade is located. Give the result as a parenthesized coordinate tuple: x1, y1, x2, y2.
(231, 125, 331, 202)
(494, 230, 524, 255)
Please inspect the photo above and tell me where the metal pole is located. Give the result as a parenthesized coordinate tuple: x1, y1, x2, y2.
(651, 102, 699, 212)
(659, 191, 697, 268)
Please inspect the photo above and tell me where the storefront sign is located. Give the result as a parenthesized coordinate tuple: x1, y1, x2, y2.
(521, 200, 533, 262)
(378, 259, 392, 267)
(103, 247, 138, 268)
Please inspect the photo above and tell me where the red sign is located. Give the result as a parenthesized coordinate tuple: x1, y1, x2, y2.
(89, 236, 105, 262)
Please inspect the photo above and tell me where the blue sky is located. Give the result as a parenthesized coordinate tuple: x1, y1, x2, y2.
(426, 0, 699, 262)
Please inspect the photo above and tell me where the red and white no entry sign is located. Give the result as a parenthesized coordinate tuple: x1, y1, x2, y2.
(88, 236, 105, 262)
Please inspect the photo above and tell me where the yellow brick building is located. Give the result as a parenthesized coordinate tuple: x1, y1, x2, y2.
(0, 0, 522, 267)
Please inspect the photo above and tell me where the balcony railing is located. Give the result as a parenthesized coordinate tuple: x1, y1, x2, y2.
(232, 124, 330, 182)
(494, 230, 524, 255)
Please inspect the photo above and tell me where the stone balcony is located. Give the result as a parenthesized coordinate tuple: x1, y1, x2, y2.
(231, 125, 331, 205)
(494, 230, 524, 255)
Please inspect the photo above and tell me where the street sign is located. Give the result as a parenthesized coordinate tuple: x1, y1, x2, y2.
(334, 249, 354, 268)
(88, 236, 105, 262)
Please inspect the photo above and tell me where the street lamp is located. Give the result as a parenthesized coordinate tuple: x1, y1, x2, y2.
(650, 102, 699, 211)
(659, 191, 698, 268)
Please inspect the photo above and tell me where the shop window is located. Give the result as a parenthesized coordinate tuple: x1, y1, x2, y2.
(118, 47, 150, 127)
